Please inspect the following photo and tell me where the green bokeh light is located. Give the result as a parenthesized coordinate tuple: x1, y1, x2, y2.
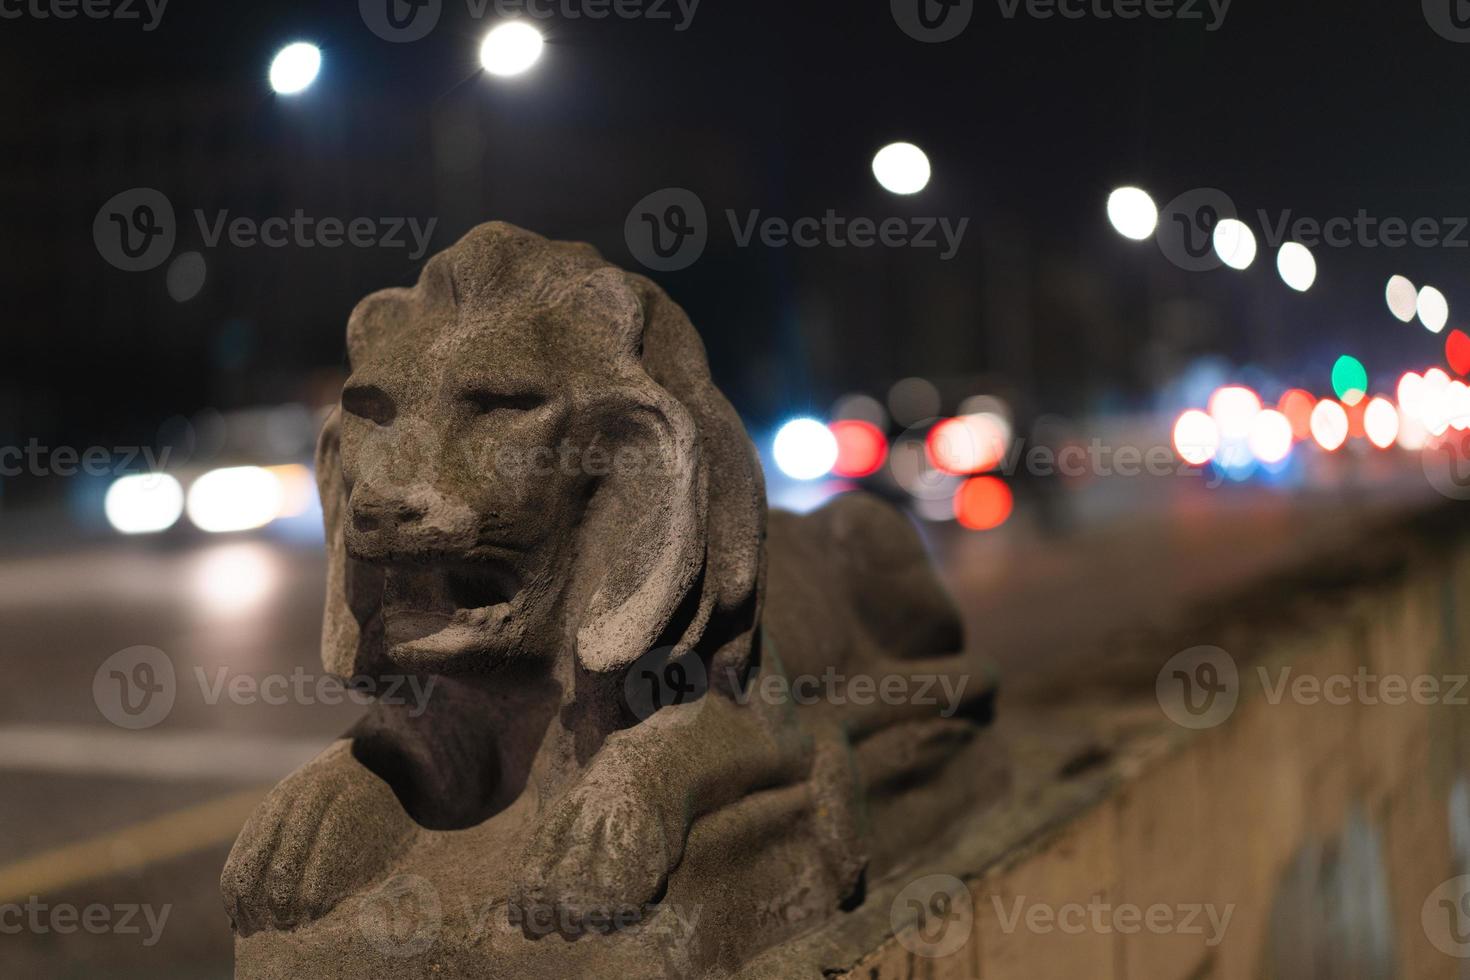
(1332, 355, 1368, 406)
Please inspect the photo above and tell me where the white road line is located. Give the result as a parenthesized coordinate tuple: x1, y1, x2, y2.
(0, 725, 328, 783)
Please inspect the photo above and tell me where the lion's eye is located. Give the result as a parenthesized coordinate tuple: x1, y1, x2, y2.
(463, 388, 546, 418)
(342, 383, 397, 426)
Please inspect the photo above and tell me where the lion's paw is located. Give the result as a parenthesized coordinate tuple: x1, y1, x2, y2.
(511, 781, 674, 936)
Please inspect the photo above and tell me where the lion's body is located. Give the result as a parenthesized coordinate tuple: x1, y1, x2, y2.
(224, 224, 1004, 979)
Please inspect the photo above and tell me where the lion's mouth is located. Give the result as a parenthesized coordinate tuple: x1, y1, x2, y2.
(380, 564, 522, 654)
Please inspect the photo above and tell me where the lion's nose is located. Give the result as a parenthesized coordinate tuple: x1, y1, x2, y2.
(346, 482, 480, 561)
(351, 488, 429, 533)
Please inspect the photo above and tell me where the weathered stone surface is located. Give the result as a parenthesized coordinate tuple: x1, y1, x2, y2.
(221, 222, 1006, 977)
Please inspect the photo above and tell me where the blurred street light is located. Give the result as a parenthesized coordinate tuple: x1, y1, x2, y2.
(872, 142, 931, 195)
(1386, 275, 1418, 322)
(1105, 187, 1158, 241)
(269, 42, 322, 96)
(480, 22, 545, 77)
(1212, 218, 1257, 270)
(1276, 242, 1316, 292)
(1417, 285, 1449, 334)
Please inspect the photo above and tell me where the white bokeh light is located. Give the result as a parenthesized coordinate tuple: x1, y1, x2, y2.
(1247, 410, 1294, 464)
(872, 143, 932, 195)
(186, 467, 285, 534)
(1212, 218, 1258, 271)
(1275, 242, 1316, 292)
(1386, 275, 1418, 322)
(269, 42, 322, 96)
(1310, 400, 1349, 452)
(1418, 285, 1449, 334)
(480, 22, 545, 77)
(1363, 397, 1400, 449)
(1172, 410, 1220, 466)
(772, 419, 839, 481)
(1106, 187, 1158, 241)
(105, 474, 184, 535)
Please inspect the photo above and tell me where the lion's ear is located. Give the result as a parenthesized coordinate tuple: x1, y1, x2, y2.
(573, 390, 708, 674)
(317, 407, 387, 678)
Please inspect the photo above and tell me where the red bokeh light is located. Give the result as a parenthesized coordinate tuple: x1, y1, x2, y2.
(953, 476, 1014, 531)
(1277, 389, 1315, 441)
(829, 420, 888, 478)
(926, 415, 1007, 475)
(1447, 329, 1470, 376)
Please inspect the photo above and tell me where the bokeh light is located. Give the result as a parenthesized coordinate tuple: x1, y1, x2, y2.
(1331, 355, 1368, 406)
(1172, 410, 1220, 466)
(926, 415, 1009, 475)
(1446, 330, 1470, 376)
(1247, 410, 1293, 464)
(887, 377, 941, 426)
(186, 466, 285, 533)
(480, 22, 545, 77)
(1275, 242, 1316, 292)
(872, 142, 932, 195)
(1363, 397, 1400, 449)
(269, 42, 321, 95)
(1310, 399, 1349, 451)
(1208, 386, 1262, 441)
(1278, 389, 1315, 440)
(829, 420, 888, 478)
(772, 419, 838, 481)
(104, 474, 185, 535)
(1418, 285, 1449, 334)
(1106, 187, 1158, 241)
(1212, 218, 1257, 270)
(1386, 275, 1418, 322)
(953, 476, 1013, 531)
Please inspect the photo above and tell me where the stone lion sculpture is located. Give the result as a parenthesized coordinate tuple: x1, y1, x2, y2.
(222, 222, 1004, 977)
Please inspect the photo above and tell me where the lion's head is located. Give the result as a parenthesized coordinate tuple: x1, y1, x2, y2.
(316, 222, 765, 686)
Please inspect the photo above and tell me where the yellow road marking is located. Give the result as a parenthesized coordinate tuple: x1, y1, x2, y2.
(0, 787, 268, 904)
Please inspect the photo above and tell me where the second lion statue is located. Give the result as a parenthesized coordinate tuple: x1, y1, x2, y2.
(222, 222, 1005, 978)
